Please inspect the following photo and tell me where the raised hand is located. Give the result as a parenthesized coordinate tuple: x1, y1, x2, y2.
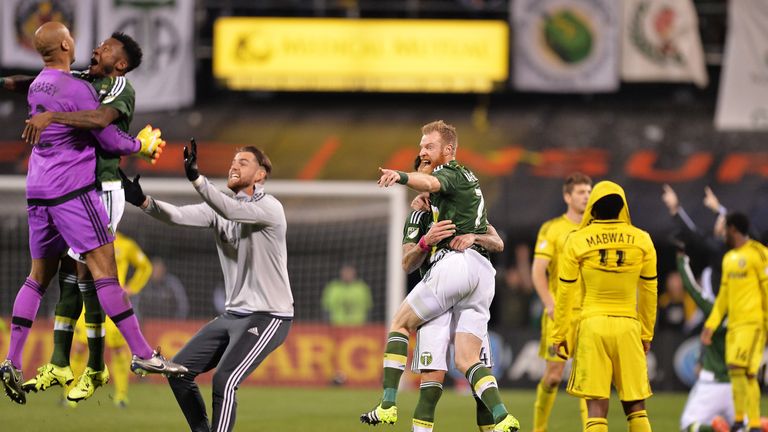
(119, 168, 146, 207)
(183, 138, 199, 181)
(136, 125, 166, 164)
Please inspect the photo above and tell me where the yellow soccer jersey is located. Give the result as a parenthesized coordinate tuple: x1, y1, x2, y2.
(534, 214, 580, 301)
(114, 232, 152, 295)
(705, 239, 768, 331)
(553, 181, 658, 345)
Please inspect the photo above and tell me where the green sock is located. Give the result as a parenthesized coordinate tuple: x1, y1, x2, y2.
(466, 362, 507, 423)
(474, 393, 496, 430)
(51, 272, 82, 367)
(80, 280, 105, 371)
(413, 381, 443, 423)
(381, 331, 408, 409)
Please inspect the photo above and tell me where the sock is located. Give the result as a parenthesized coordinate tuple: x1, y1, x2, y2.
(533, 380, 558, 431)
(474, 393, 496, 432)
(730, 369, 748, 425)
(380, 331, 408, 409)
(50, 272, 81, 367)
(627, 409, 651, 432)
(112, 345, 131, 402)
(585, 417, 608, 432)
(8, 278, 45, 368)
(580, 397, 589, 429)
(94, 278, 153, 359)
(747, 376, 761, 429)
(413, 381, 442, 427)
(466, 362, 507, 423)
(80, 280, 106, 370)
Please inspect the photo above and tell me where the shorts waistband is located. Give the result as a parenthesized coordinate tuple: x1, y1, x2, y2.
(27, 183, 96, 206)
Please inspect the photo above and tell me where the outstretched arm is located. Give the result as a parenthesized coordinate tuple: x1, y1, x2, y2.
(0, 75, 35, 93)
(23, 106, 120, 145)
(377, 168, 440, 193)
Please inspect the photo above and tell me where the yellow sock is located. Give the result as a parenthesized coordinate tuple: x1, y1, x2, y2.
(533, 381, 558, 432)
(747, 377, 761, 429)
(585, 417, 608, 432)
(627, 410, 651, 432)
(111, 346, 131, 403)
(579, 397, 588, 429)
(730, 369, 748, 424)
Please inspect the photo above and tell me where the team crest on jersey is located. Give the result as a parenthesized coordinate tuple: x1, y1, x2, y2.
(738, 258, 746, 269)
(420, 352, 433, 367)
(407, 227, 419, 239)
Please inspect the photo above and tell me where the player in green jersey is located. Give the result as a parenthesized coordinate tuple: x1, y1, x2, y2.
(362, 120, 519, 432)
(1, 32, 144, 403)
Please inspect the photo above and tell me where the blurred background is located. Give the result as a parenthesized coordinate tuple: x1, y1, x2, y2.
(0, 0, 766, 393)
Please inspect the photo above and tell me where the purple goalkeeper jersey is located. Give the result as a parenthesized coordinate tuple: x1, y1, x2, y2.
(26, 68, 140, 200)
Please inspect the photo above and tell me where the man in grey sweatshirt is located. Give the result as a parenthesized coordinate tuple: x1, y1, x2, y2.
(121, 140, 293, 432)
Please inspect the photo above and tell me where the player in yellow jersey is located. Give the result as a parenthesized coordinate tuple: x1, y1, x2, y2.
(531, 172, 591, 432)
(701, 213, 768, 432)
(69, 231, 152, 406)
(552, 181, 658, 432)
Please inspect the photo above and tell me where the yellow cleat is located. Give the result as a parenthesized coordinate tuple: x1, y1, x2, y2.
(360, 403, 397, 425)
(493, 414, 520, 432)
(21, 363, 74, 393)
(67, 366, 110, 403)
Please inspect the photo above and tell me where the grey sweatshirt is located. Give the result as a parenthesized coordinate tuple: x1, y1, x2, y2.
(143, 176, 294, 317)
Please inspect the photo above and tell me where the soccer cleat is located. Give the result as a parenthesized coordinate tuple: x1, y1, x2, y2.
(130, 348, 188, 377)
(0, 359, 26, 404)
(21, 363, 74, 393)
(359, 403, 397, 425)
(493, 414, 520, 432)
(67, 366, 110, 402)
(711, 416, 729, 432)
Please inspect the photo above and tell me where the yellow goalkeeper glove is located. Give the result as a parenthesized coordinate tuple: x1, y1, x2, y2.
(136, 125, 166, 164)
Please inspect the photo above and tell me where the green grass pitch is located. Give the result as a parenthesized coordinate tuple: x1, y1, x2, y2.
(1, 383, 762, 431)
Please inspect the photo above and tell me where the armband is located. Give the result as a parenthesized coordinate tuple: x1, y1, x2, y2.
(397, 171, 409, 185)
(418, 236, 430, 252)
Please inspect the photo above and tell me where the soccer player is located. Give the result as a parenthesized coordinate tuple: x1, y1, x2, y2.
(363, 120, 519, 432)
(0, 22, 184, 405)
(677, 253, 731, 432)
(701, 213, 768, 432)
(403, 156, 503, 432)
(68, 231, 153, 407)
(6, 32, 145, 403)
(552, 180, 658, 432)
(530, 172, 591, 432)
(120, 140, 294, 432)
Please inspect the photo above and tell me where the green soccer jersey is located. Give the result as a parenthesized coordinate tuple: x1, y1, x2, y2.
(402, 209, 432, 277)
(430, 160, 488, 254)
(677, 255, 728, 382)
(73, 71, 136, 189)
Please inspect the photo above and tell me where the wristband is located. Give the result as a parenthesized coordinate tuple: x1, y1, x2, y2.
(397, 171, 409, 185)
(418, 236, 430, 252)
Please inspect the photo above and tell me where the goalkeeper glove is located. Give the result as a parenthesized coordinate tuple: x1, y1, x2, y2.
(183, 138, 199, 182)
(136, 125, 166, 164)
(119, 169, 146, 207)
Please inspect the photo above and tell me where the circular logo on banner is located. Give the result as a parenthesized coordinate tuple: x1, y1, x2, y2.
(517, 0, 612, 77)
(673, 336, 700, 387)
(629, 1, 686, 66)
(14, 0, 76, 52)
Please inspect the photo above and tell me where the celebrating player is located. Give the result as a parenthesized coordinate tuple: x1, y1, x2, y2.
(530, 172, 591, 432)
(0, 22, 184, 405)
(121, 140, 294, 432)
(403, 155, 503, 432)
(363, 120, 519, 432)
(701, 213, 768, 432)
(552, 181, 658, 432)
(4, 32, 147, 403)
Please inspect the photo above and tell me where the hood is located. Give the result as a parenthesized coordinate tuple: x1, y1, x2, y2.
(580, 180, 631, 228)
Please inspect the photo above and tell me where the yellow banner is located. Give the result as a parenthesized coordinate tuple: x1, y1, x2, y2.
(214, 18, 508, 92)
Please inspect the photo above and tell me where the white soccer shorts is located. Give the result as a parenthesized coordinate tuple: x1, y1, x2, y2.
(411, 309, 493, 372)
(406, 248, 495, 340)
(67, 188, 125, 263)
(679, 371, 734, 430)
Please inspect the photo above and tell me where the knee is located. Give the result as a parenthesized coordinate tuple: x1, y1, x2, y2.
(212, 371, 231, 394)
(621, 399, 645, 416)
(168, 374, 194, 390)
(542, 374, 561, 389)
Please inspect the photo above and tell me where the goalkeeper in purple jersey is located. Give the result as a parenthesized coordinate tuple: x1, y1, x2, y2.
(0, 22, 184, 405)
